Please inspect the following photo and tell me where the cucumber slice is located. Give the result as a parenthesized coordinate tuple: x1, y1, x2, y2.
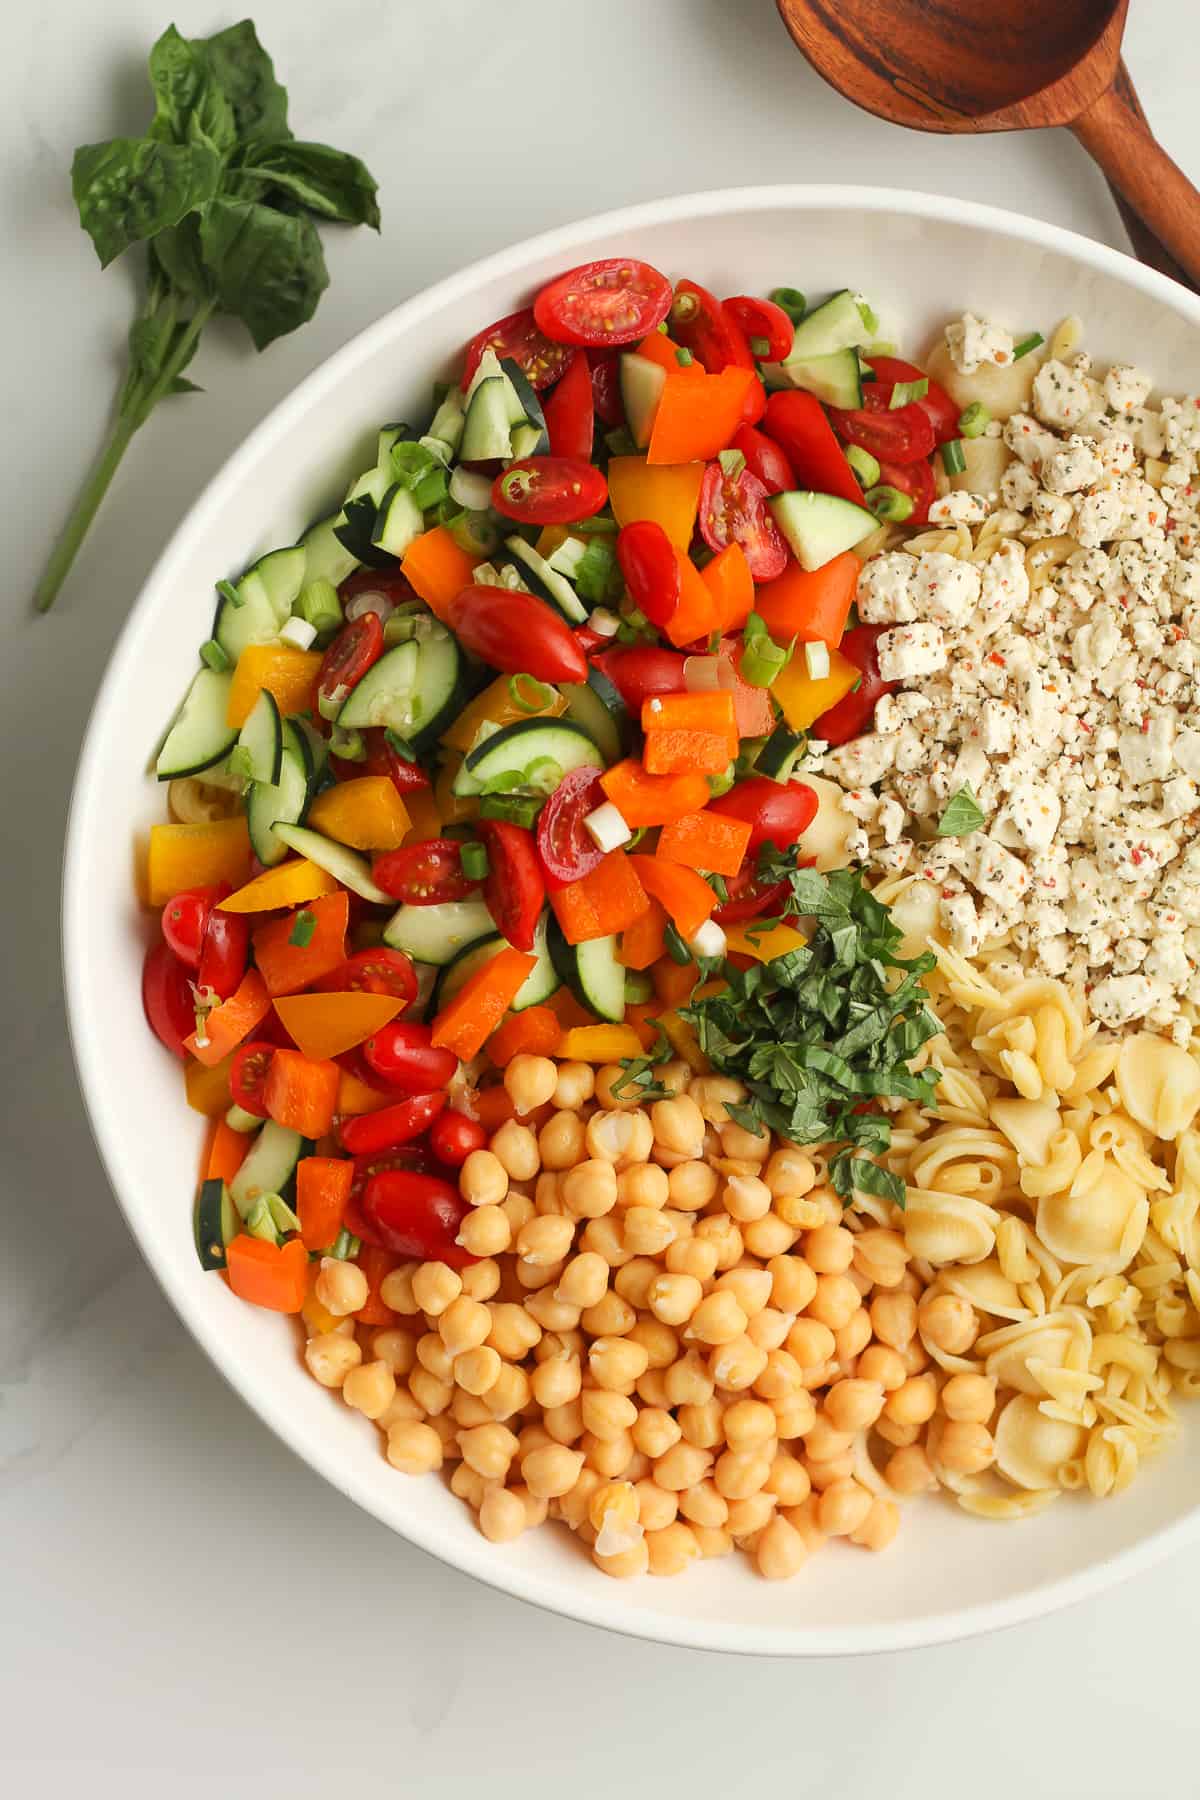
(249, 546, 307, 623)
(194, 1178, 239, 1271)
(461, 378, 514, 462)
(156, 667, 238, 780)
(547, 915, 625, 1023)
(757, 719, 808, 781)
(291, 716, 331, 798)
(337, 622, 462, 746)
(246, 722, 310, 867)
(213, 571, 282, 665)
(272, 823, 391, 903)
(620, 353, 665, 449)
(377, 423, 410, 471)
(229, 1122, 306, 1219)
(454, 718, 603, 797)
(333, 466, 395, 571)
(509, 423, 543, 461)
(767, 490, 878, 572)
(427, 388, 466, 457)
(499, 358, 550, 454)
(465, 348, 505, 402)
(432, 913, 559, 1013)
(371, 483, 424, 559)
(300, 512, 361, 589)
(383, 896, 497, 966)
(773, 348, 863, 410)
(560, 667, 632, 766)
(788, 289, 872, 359)
(503, 536, 587, 624)
(234, 686, 283, 786)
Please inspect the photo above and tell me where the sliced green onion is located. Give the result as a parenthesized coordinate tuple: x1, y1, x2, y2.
(958, 401, 991, 438)
(864, 340, 898, 358)
(749, 336, 770, 359)
(478, 769, 524, 796)
(605, 426, 637, 457)
(412, 466, 449, 511)
(460, 841, 489, 882)
(888, 378, 929, 409)
(200, 637, 230, 672)
(575, 514, 619, 535)
(390, 439, 439, 487)
(941, 438, 967, 477)
(854, 295, 880, 334)
(845, 445, 880, 488)
(289, 909, 316, 949)
(706, 765, 736, 798)
(329, 723, 366, 761)
(478, 793, 542, 827)
(717, 448, 747, 481)
(508, 672, 555, 714)
(384, 728, 417, 762)
(216, 578, 242, 609)
(295, 577, 342, 636)
(740, 613, 792, 687)
(770, 286, 806, 324)
(245, 1196, 280, 1244)
(267, 1194, 302, 1235)
(1012, 332, 1045, 361)
(670, 290, 699, 325)
(524, 757, 563, 796)
(624, 971, 654, 1004)
(449, 510, 502, 558)
(675, 347, 694, 367)
(574, 537, 619, 605)
(865, 484, 914, 523)
(328, 1228, 361, 1261)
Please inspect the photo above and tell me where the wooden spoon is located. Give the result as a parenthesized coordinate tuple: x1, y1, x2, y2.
(776, 0, 1200, 290)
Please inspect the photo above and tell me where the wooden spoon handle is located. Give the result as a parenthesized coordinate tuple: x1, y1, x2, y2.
(1072, 82, 1200, 289)
(1103, 60, 1195, 293)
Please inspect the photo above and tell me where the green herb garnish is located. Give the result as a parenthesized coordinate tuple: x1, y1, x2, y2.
(1012, 332, 1045, 361)
(612, 1021, 675, 1101)
(936, 784, 985, 838)
(888, 378, 929, 409)
(289, 909, 316, 948)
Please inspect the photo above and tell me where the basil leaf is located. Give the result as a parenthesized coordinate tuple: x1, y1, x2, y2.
(239, 141, 381, 229)
(147, 25, 236, 152)
(936, 782, 985, 838)
(72, 138, 222, 268)
(200, 197, 329, 348)
(198, 20, 291, 144)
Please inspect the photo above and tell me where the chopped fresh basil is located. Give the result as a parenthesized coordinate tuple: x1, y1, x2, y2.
(936, 783, 985, 838)
(288, 908, 316, 948)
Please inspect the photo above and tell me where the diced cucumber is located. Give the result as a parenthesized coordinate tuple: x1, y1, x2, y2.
(333, 466, 395, 570)
(291, 716, 331, 798)
(213, 570, 282, 665)
(249, 546, 307, 623)
(272, 824, 391, 903)
(768, 490, 879, 572)
(509, 423, 543, 461)
(620, 353, 665, 449)
(246, 722, 310, 867)
(377, 423, 410, 471)
(300, 512, 361, 589)
(757, 718, 808, 780)
(503, 536, 587, 624)
(465, 347, 504, 401)
(383, 896, 497, 966)
(233, 686, 283, 786)
(155, 667, 238, 780)
(229, 1122, 306, 1219)
(546, 537, 589, 579)
(337, 621, 462, 747)
(547, 916, 625, 1023)
(427, 388, 466, 458)
(453, 718, 603, 797)
(461, 378, 514, 462)
(772, 348, 863, 410)
(560, 666, 632, 765)
(499, 358, 550, 454)
(371, 483, 424, 558)
(787, 289, 873, 359)
(432, 913, 559, 1013)
(194, 1178, 239, 1271)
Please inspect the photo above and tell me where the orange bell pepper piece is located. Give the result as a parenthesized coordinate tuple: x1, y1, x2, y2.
(656, 810, 754, 878)
(634, 331, 707, 377)
(754, 550, 860, 649)
(431, 948, 537, 1061)
(400, 786, 444, 843)
(620, 897, 668, 971)
(262, 1047, 340, 1138)
(219, 857, 341, 913)
(663, 548, 719, 648)
(548, 986, 597, 1033)
(186, 1053, 235, 1117)
(652, 956, 699, 1007)
(252, 891, 349, 997)
(400, 525, 481, 623)
(624, 1001, 663, 1051)
(205, 1116, 250, 1184)
(641, 692, 736, 736)
(644, 727, 734, 777)
(547, 851, 650, 946)
(272, 991, 405, 1061)
(225, 644, 322, 729)
(307, 776, 412, 851)
(442, 673, 566, 754)
(607, 456, 705, 550)
(147, 819, 251, 906)
(701, 543, 754, 634)
(647, 367, 756, 466)
(485, 1005, 564, 1068)
(296, 1156, 354, 1251)
(226, 1234, 309, 1313)
(630, 856, 716, 940)
(599, 759, 711, 828)
(354, 1246, 403, 1325)
(186, 968, 271, 1066)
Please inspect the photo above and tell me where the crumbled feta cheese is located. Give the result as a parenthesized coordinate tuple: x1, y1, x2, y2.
(945, 312, 1014, 375)
(1102, 364, 1153, 416)
(912, 552, 982, 628)
(855, 552, 919, 624)
(877, 623, 947, 682)
(1090, 974, 1159, 1026)
(1041, 437, 1103, 495)
(1001, 462, 1039, 512)
(927, 491, 989, 525)
(1033, 358, 1095, 430)
(992, 780, 1061, 853)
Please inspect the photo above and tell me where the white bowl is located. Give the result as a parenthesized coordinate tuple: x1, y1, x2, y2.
(64, 186, 1200, 1656)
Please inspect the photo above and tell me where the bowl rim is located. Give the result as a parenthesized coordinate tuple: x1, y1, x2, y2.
(63, 182, 1200, 1657)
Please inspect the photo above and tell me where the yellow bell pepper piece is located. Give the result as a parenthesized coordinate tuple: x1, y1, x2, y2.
(534, 525, 571, 560)
(656, 1008, 709, 1073)
(771, 645, 859, 731)
(307, 776, 411, 850)
(219, 857, 341, 913)
(185, 1054, 235, 1117)
(441, 673, 566, 754)
(336, 1068, 392, 1115)
(225, 643, 323, 728)
(434, 753, 479, 825)
(401, 786, 444, 844)
(272, 991, 405, 1061)
(723, 920, 807, 962)
(147, 819, 252, 906)
(607, 456, 705, 549)
(555, 1024, 648, 1063)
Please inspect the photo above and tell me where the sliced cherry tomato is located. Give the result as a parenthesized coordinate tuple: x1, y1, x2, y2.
(429, 1108, 488, 1168)
(362, 1170, 474, 1268)
(197, 907, 250, 1001)
(587, 349, 624, 426)
(590, 646, 688, 713)
(313, 947, 418, 1003)
(230, 1040, 276, 1117)
(338, 570, 418, 607)
(362, 1021, 460, 1094)
(317, 613, 385, 715)
(827, 386, 936, 466)
(698, 463, 788, 582)
(712, 862, 791, 926)
(461, 306, 575, 391)
(542, 352, 594, 460)
(574, 625, 610, 657)
(372, 839, 480, 906)
(669, 279, 753, 372)
(160, 884, 227, 968)
(345, 1146, 436, 1244)
(380, 733, 432, 795)
(866, 355, 960, 445)
(723, 295, 795, 363)
(709, 777, 819, 854)
(535, 765, 607, 890)
(340, 1091, 447, 1156)
(813, 624, 899, 746)
(731, 423, 796, 497)
(491, 456, 607, 526)
(616, 521, 679, 629)
(447, 586, 587, 684)
(476, 819, 545, 953)
(534, 259, 673, 348)
(334, 726, 430, 794)
(739, 373, 768, 428)
(874, 454, 936, 526)
(142, 941, 195, 1059)
(761, 391, 864, 507)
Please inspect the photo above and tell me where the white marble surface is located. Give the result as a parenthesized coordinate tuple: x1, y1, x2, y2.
(3, 1, 1199, 1792)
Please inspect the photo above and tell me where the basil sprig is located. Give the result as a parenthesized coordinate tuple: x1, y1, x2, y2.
(936, 783, 985, 838)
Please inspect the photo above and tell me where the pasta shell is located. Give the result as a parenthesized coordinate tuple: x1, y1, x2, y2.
(1036, 1156, 1146, 1271)
(888, 879, 941, 962)
(982, 1315, 1082, 1394)
(994, 1395, 1087, 1491)
(941, 1258, 1026, 1319)
(796, 775, 855, 873)
(1115, 1034, 1200, 1141)
(990, 1095, 1061, 1168)
(903, 1188, 998, 1266)
(924, 339, 1039, 422)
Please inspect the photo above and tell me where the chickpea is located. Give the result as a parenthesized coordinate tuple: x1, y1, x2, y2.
(764, 1450, 811, 1508)
(714, 1448, 772, 1501)
(593, 1539, 650, 1579)
(377, 1264, 421, 1317)
(804, 1453, 853, 1490)
(709, 1335, 768, 1392)
(851, 1497, 901, 1552)
(558, 1466, 604, 1529)
(478, 1487, 527, 1543)
(764, 1147, 816, 1198)
(457, 1421, 519, 1481)
(459, 1149, 508, 1208)
(438, 1295, 492, 1357)
(377, 1389, 425, 1432)
(648, 1271, 703, 1327)
(818, 1477, 873, 1537)
(543, 1398, 585, 1445)
(871, 1290, 917, 1351)
(409, 1367, 453, 1416)
(522, 1444, 585, 1499)
(371, 1328, 417, 1377)
(885, 1373, 938, 1427)
(580, 1215, 631, 1268)
(636, 1368, 670, 1409)
(633, 1408, 682, 1459)
(315, 1257, 369, 1317)
(666, 1236, 719, 1282)
(884, 1444, 936, 1496)
(589, 1335, 650, 1391)
(490, 1120, 541, 1183)
(695, 1214, 744, 1271)
(485, 1301, 541, 1361)
(646, 1521, 701, 1577)
(677, 1398, 724, 1450)
(754, 1348, 806, 1403)
(806, 1274, 862, 1332)
(553, 1060, 595, 1110)
(687, 1075, 746, 1125)
(719, 1120, 770, 1163)
(614, 1257, 660, 1311)
(450, 1462, 494, 1509)
(455, 1345, 503, 1397)
(834, 1308, 873, 1366)
(770, 1394, 818, 1442)
(539, 1110, 586, 1171)
(747, 1307, 792, 1352)
(773, 1192, 824, 1231)
(875, 1416, 921, 1450)
(919, 1292, 979, 1356)
(504, 1053, 559, 1115)
(667, 1159, 718, 1213)
(549, 1250, 605, 1310)
(530, 1351, 582, 1411)
(452, 1387, 493, 1429)
(941, 1373, 997, 1423)
(524, 1289, 582, 1333)
(938, 1420, 996, 1474)
(619, 1206, 672, 1256)
(856, 1344, 906, 1392)
(417, 1333, 455, 1382)
(900, 1338, 930, 1376)
(726, 1491, 777, 1539)
(677, 1479, 728, 1528)
(594, 1064, 645, 1111)
(804, 1224, 855, 1276)
(586, 1109, 653, 1169)
(651, 1094, 706, 1158)
(654, 1441, 713, 1492)
(581, 1388, 639, 1441)
(583, 1427, 636, 1478)
(852, 1228, 909, 1289)
(692, 1524, 734, 1559)
(784, 1494, 828, 1555)
(458, 1205, 512, 1258)
(690, 1291, 748, 1347)
(517, 1213, 576, 1267)
(617, 1163, 669, 1210)
(765, 1254, 815, 1315)
(581, 1291, 636, 1337)
(502, 1191, 536, 1235)
(305, 1332, 362, 1389)
(561, 1159, 618, 1219)
(664, 1350, 715, 1409)
(628, 1317, 678, 1370)
(754, 1514, 807, 1580)
(386, 1419, 444, 1474)
(342, 1359, 396, 1420)
(824, 1378, 886, 1434)
(742, 1215, 797, 1260)
(786, 1318, 836, 1371)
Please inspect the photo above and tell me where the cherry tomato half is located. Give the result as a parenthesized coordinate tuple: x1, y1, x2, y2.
(534, 258, 673, 348)
(709, 777, 819, 855)
(535, 765, 607, 890)
(698, 462, 788, 582)
(813, 625, 898, 746)
(317, 613, 385, 715)
(339, 569, 419, 607)
(362, 1022, 460, 1095)
(712, 863, 791, 926)
(340, 1091, 447, 1156)
(161, 884, 227, 968)
(587, 349, 624, 426)
(372, 840, 480, 906)
(669, 279, 753, 372)
(429, 1108, 488, 1168)
(874, 454, 936, 527)
(477, 819, 545, 953)
(616, 521, 679, 629)
(142, 941, 195, 1058)
(230, 1040, 276, 1117)
(313, 947, 418, 1003)
(197, 907, 249, 1001)
(461, 306, 575, 391)
(723, 295, 795, 363)
(362, 1170, 474, 1268)
(827, 386, 936, 466)
(380, 733, 431, 795)
(866, 355, 960, 445)
(731, 423, 796, 497)
(345, 1145, 436, 1244)
(447, 586, 588, 685)
(542, 352, 595, 460)
(590, 645, 688, 713)
(491, 456, 608, 526)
